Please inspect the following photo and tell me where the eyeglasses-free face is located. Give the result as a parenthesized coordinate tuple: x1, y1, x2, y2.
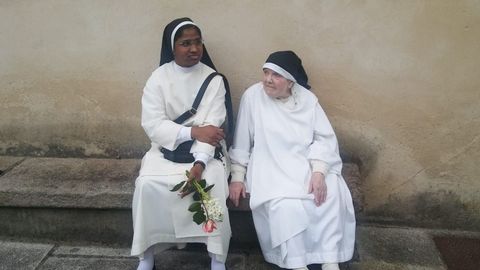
(173, 28, 203, 67)
(262, 68, 294, 99)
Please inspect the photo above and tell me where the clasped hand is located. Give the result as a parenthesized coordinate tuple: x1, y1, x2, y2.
(191, 125, 224, 146)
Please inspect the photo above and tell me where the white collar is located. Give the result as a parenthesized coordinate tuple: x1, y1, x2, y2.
(173, 61, 200, 73)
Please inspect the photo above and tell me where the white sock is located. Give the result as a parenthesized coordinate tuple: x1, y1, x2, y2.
(292, 267, 308, 270)
(137, 246, 155, 270)
(209, 252, 226, 270)
(322, 263, 340, 270)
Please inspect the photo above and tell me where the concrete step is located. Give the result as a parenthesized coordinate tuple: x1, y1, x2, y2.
(0, 157, 138, 246)
(0, 239, 324, 270)
(0, 156, 363, 248)
(4, 225, 478, 269)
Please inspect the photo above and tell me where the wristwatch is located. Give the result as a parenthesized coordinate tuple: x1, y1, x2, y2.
(193, 160, 206, 170)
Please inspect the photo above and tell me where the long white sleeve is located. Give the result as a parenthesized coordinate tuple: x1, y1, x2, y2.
(307, 104, 342, 174)
(229, 91, 254, 182)
(173, 126, 192, 148)
(141, 72, 183, 150)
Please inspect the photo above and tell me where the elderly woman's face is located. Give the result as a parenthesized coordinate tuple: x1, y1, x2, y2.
(262, 68, 293, 98)
(173, 27, 203, 67)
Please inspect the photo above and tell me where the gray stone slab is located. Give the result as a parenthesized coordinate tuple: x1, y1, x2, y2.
(40, 252, 245, 270)
(38, 257, 137, 270)
(356, 226, 446, 269)
(53, 245, 249, 270)
(0, 241, 54, 270)
(54, 245, 131, 257)
(226, 253, 246, 270)
(0, 207, 133, 246)
(152, 250, 246, 270)
(0, 157, 140, 208)
(244, 253, 279, 270)
(0, 156, 24, 175)
(342, 163, 363, 213)
(348, 261, 445, 270)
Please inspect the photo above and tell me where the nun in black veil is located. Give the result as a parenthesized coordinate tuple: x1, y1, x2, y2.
(131, 18, 232, 270)
(229, 51, 356, 270)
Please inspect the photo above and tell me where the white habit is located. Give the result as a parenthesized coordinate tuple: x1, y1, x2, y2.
(131, 61, 231, 262)
(229, 82, 355, 269)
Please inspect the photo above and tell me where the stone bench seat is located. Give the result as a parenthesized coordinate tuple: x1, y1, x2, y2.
(0, 157, 139, 209)
(0, 156, 362, 211)
(0, 156, 362, 246)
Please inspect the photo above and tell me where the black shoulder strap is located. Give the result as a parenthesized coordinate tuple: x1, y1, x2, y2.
(173, 72, 219, 124)
(217, 73, 234, 147)
(173, 73, 234, 147)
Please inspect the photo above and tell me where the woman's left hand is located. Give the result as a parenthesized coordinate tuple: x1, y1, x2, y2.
(308, 172, 327, 207)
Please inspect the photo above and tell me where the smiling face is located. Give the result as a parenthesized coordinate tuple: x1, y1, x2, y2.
(173, 27, 203, 67)
(262, 68, 293, 98)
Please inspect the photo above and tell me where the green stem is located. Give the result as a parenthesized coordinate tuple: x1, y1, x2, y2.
(192, 180, 211, 221)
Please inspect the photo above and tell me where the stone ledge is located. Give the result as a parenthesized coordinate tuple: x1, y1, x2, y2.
(0, 157, 363, 212)
(0, 156, 25, 176)
(0, 157, 139, 209)
(0, 240, 54, 270)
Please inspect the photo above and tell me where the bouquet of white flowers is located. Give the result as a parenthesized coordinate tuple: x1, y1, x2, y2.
(170, 171, 224, 233)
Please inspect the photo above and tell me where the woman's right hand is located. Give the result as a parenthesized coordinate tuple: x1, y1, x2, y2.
(229, 182, 246, 207)
(191, 125, 225, 146)
(308, 172, 327, 207)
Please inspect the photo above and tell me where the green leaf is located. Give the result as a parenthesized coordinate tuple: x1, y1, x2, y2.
(204, 184, 215, 193)
(170, 181, 186, 192)
(188, 183, 196, 193)
(193, 191, 201, 201)
(193, 210, 206, 225)
(188, 202, 202, 212)
(198, 179, 207, 188)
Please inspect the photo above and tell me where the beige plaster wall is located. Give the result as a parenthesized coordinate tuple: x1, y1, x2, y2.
(1, 0, 479, 230)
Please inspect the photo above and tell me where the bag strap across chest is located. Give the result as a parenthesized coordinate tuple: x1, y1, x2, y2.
(173, 72, 234, 146)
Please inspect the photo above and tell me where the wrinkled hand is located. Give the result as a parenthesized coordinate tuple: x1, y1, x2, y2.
(308, 172, 327, 207)
(191, 125, 224, 146)
(229, 182, 246, 207)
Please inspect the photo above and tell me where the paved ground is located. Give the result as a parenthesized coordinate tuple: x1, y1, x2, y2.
(2, 224, 479, 270)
